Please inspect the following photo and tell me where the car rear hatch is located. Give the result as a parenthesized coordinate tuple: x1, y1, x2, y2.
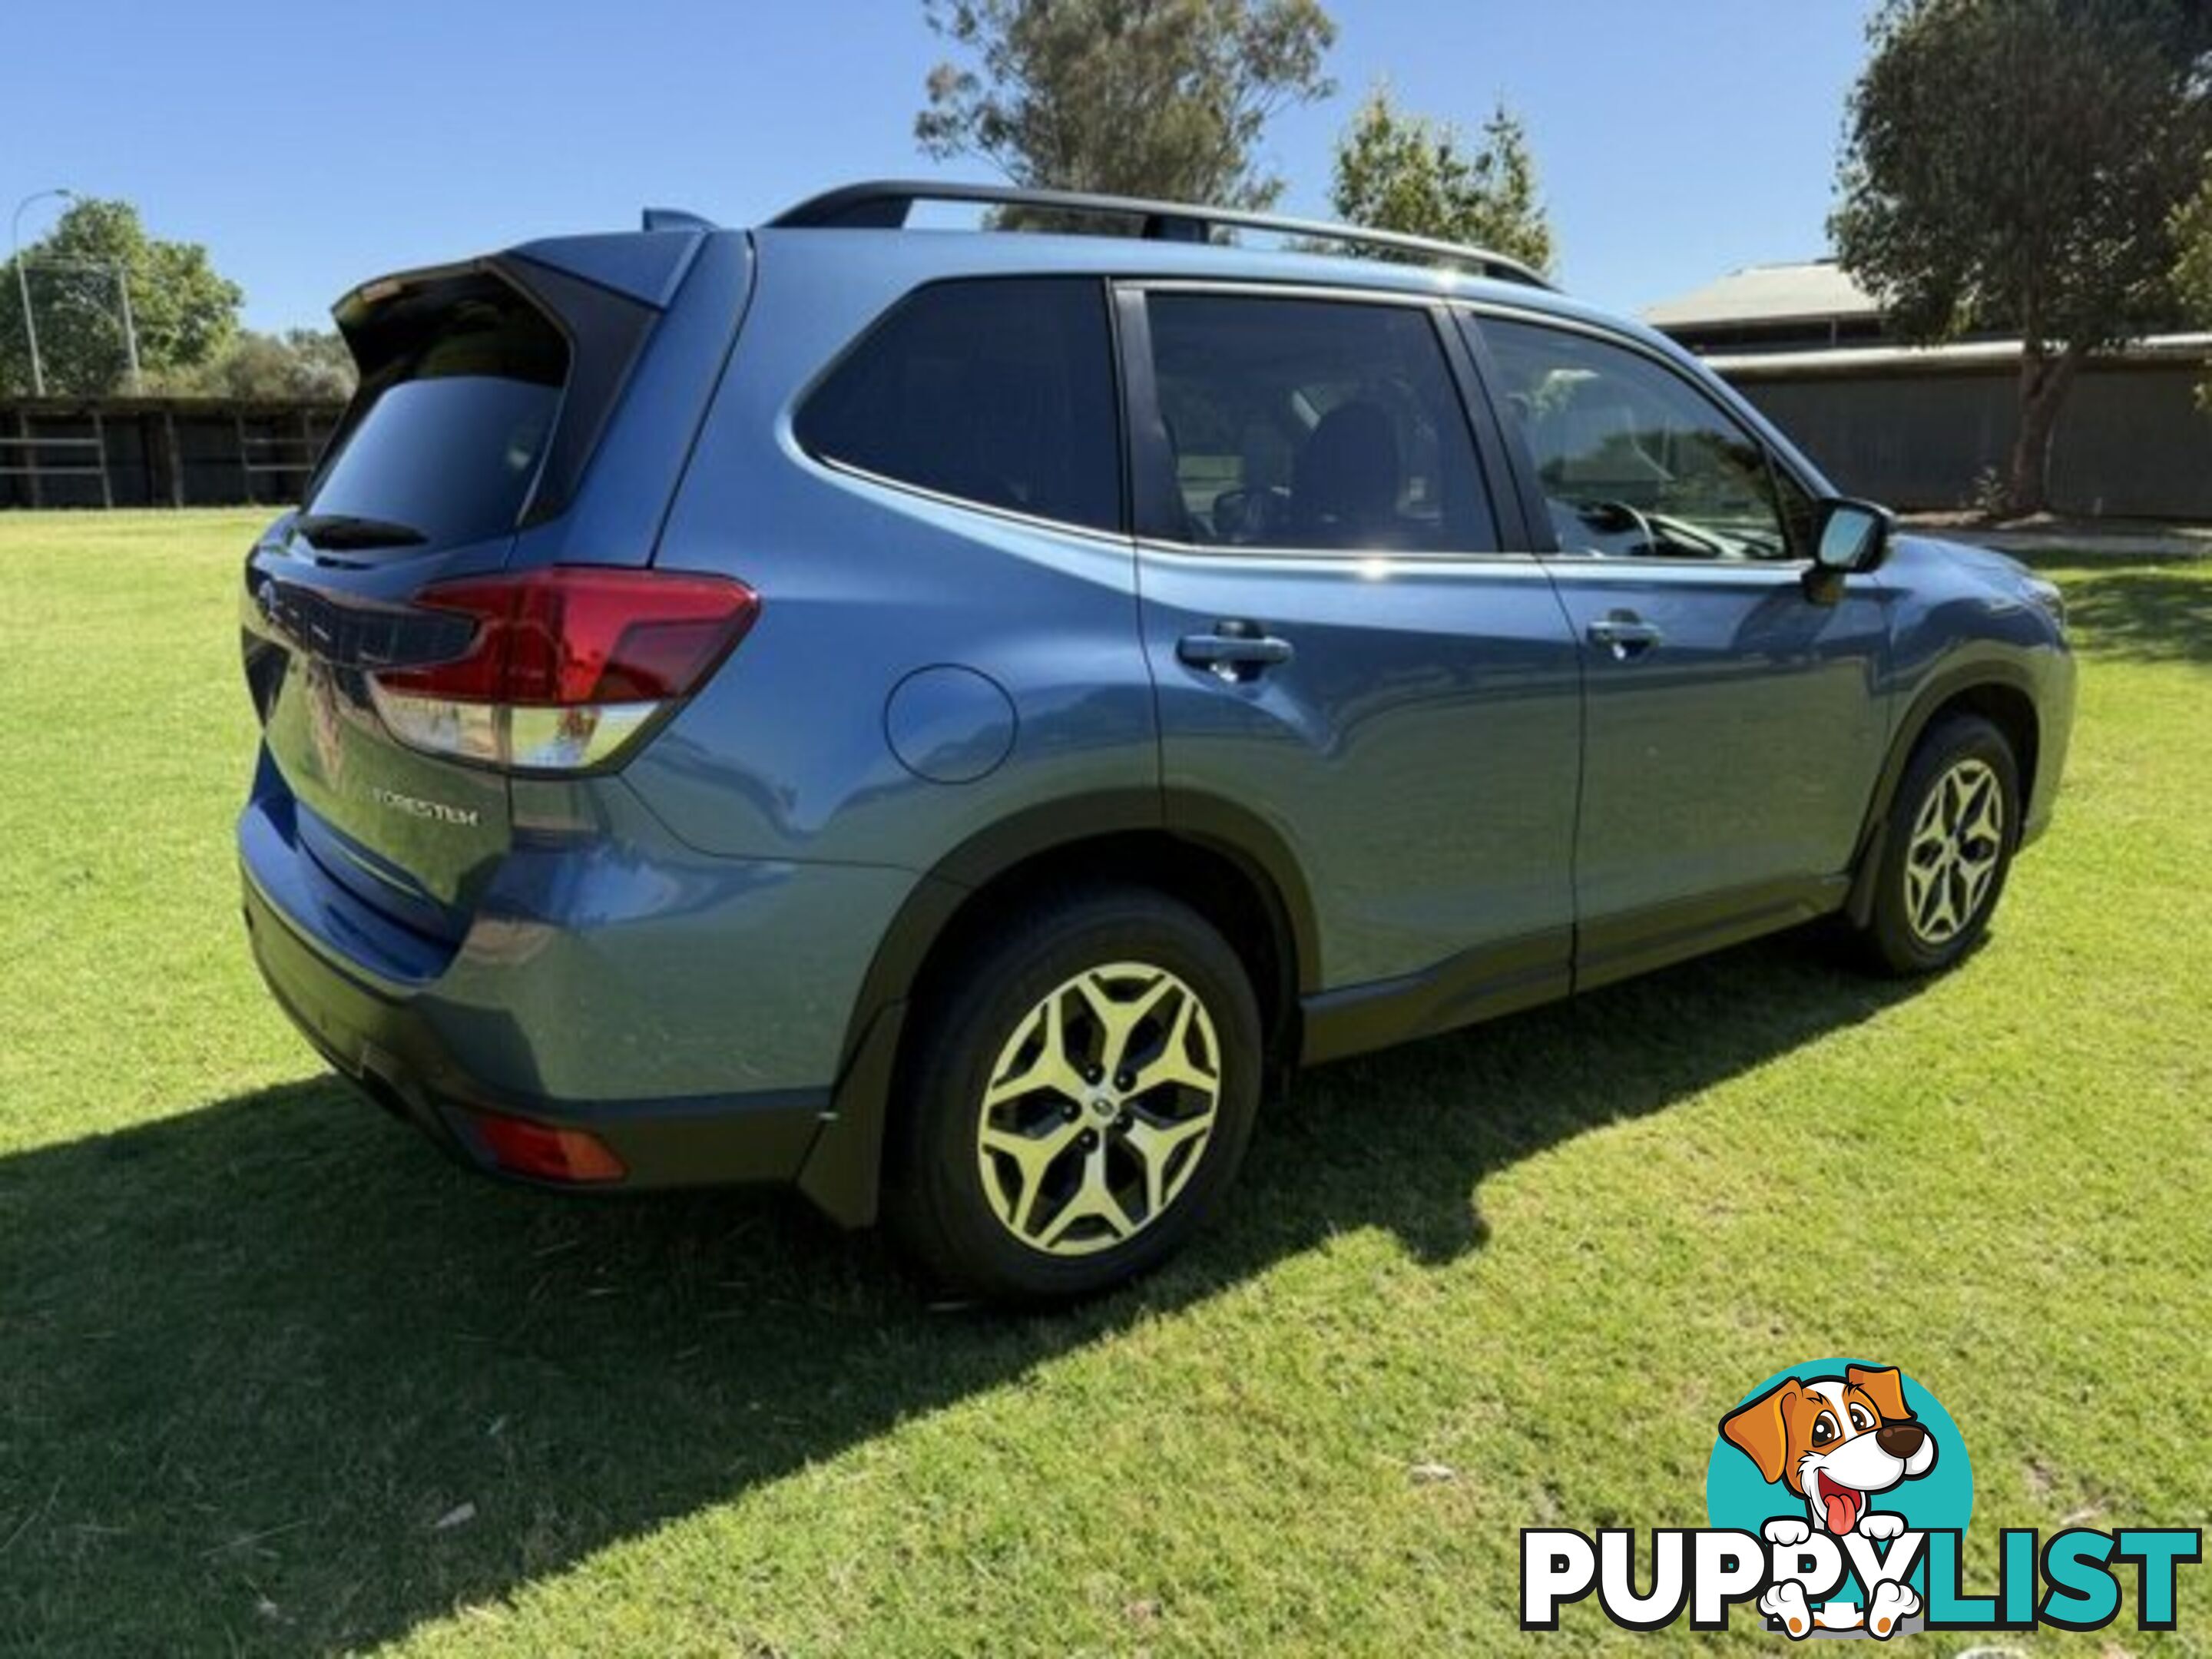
(240, 231, 748, 951)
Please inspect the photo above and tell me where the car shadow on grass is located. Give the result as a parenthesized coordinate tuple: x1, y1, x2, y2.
(0, 927, 1916, 1654)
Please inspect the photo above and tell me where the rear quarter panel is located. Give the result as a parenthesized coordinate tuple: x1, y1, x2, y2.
(625, 237, 1158, 874)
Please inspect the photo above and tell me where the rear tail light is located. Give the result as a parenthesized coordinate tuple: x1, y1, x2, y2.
(367, 567, 758, 773)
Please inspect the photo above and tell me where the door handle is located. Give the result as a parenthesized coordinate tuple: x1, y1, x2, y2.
(1586, 612, 1664, 661)
(1178, 620, 1294, 681)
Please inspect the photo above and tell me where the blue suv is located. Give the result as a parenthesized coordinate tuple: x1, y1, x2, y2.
(239, 181, 2075, 1302)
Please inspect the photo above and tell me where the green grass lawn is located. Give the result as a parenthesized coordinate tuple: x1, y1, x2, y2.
(2, 510, 2207, 1657)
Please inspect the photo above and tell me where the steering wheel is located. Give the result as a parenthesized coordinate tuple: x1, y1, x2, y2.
(1572, 498, 1664, 557)
(1210, 485, 1289, 545)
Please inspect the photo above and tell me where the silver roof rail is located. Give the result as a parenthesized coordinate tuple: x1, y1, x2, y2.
(767, 179, 1555, 290)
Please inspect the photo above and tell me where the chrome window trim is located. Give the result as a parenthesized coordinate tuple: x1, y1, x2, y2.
(1118, 276, 1467, 309)
(1134, 536, 1548, 570)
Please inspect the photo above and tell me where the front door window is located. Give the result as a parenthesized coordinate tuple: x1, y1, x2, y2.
(1479, 317, 1812, 561)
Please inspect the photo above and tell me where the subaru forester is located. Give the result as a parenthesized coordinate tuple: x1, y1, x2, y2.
(239, 181, 2075, 1302)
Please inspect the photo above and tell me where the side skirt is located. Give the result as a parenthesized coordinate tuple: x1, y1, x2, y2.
(1300, 929, 1570, 1066)
(1297, 875, 1850, 1068)
(1574, 874, 1849, 995)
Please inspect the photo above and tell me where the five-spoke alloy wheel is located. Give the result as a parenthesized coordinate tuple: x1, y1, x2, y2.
(889, 887, 1261, 1304)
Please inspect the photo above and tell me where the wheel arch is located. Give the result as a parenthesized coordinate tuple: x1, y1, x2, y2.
(796, 788, 1316, 1226)
(1845, 661, 2042, 928)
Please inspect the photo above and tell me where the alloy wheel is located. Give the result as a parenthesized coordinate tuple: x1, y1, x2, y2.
(974, 962, 1222, 1257)
(1902, 757, 2005, 945)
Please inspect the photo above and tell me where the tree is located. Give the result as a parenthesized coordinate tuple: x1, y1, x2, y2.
(0, 197, 243, 397)
(1833, 0, 2212, 516)
(1328, 87, 1554, 274)
(165, 328, 356, 402)
(916, 0, 1336, 209)
(2173, 164, 2212, 406)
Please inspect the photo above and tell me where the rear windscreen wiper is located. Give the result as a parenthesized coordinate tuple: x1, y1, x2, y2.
(293, 513, 429, 551)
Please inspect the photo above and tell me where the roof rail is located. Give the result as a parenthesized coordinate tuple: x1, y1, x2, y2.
(767, 180, 1555, 290)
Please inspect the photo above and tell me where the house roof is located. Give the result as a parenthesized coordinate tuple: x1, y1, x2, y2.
(1707, 330, 2212, 379)
(1642, 260, 1883, 329)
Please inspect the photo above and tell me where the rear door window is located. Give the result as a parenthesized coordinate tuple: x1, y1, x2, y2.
(796, 277, 1123, 535)
(1141, 293, 1499, 553)
(308, 279, 568, 548)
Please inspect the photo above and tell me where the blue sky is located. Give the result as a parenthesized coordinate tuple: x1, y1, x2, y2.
(13, 1, 1873, 331)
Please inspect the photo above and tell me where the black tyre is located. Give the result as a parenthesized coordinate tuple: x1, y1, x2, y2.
(886, 886, 1262, 1305)
(1854, 713, 2020, 975)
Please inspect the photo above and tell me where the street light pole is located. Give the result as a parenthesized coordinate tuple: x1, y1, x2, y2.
(113, 263, 141, 393)
(27, 258, 144, 392)
(11, 187, 75, 397)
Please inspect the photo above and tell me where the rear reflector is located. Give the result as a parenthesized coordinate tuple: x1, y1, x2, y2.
(368, 567, 758, 773)
(468, 1110, 627, 1184)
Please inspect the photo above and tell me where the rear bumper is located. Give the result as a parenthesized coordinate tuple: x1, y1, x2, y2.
(244, 872, 829, 1187)
(237, 761, 919, 1195)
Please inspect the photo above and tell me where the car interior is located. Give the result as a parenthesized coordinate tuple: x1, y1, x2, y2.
(1153, 313, 1485, 553)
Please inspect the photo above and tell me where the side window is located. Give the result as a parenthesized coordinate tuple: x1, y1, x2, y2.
(1144, 294, 1498, 553)
(1479, 317, 1810, 561)
(797, 277, 1122, 534)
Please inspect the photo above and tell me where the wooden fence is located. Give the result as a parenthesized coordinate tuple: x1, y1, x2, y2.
(0, 399, 343, 511)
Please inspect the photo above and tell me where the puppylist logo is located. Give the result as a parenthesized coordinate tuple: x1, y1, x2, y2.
(1522, 1359, 2200, 1640)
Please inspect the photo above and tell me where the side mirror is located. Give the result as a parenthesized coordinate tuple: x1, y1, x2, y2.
(1804, 498, 1892, 604)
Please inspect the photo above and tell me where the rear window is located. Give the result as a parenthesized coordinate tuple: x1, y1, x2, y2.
(308, 279, 568, 547)
(796, 277, 1122, 535)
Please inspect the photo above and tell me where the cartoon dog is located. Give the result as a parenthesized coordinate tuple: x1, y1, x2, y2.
(1720, 1365, 1937, 1640)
